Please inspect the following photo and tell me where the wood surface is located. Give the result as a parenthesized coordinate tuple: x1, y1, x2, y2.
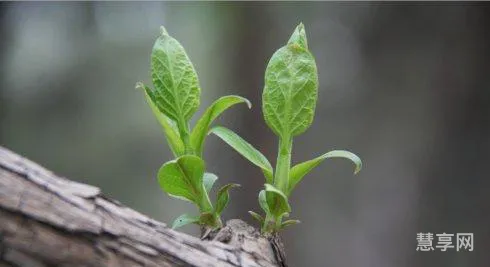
(0, 146, 286, 267)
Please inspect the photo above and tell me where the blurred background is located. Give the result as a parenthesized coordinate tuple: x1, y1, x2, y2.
(1, 2, 489, 267)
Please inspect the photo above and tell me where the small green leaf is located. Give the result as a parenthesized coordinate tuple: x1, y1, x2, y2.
(215, 183, 240, 215)
(248, 211, 264, 224)
(157, 155, 205, 204)
(137, 82, 185, 156)
(172, 214, 199, 229)
(262, 23, 318, 139)
(151, 26, 201, 123)
(288, 150, 362, 195)
(203, 172, 218, 194)
(264, 184, 291, 217)
(280, 219, 300, 230)
(191, 95, 251, 156)
(210, 126, 274, 183)
(258, 190, 269, 214)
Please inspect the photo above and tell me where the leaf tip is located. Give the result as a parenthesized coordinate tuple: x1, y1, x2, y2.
(297, 22, 305, 31)
(160, 26, 169, 36)
(354, 161, 362, 175)
(351, 154, 362, 175)
(248, 210, 264, 223)
(135, 82, 144, 90)
(244, 98, 252, 109)
(288, 22, 308, 49)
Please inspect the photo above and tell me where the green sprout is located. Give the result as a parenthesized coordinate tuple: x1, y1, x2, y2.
(210, 23, 362, 233)
(136, 26, 249, 230)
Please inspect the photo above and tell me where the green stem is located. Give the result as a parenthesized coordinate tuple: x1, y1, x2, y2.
(263, 212, 275, 233)
(265, 136, 292, 232)
(177, 118, 193, 155)
(274, 136, 292, 193)
(198, 192, 213, 213)
(198, 190, 221, 228)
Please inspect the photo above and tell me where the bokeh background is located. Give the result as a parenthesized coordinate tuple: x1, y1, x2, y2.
(1, 2, 489, 267)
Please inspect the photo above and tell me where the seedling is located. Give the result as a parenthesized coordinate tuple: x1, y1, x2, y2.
(211, 23, 362, 233)
(136, 27, 249, 230)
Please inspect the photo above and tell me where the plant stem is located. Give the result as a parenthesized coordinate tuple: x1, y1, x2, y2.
(177, 118, 193, 155)
(199, 192, 213, 212)
(274, 136, 292, 193)
(198, 191, 220, 228)
(267, 137, 293, 232)
(263, 213, 275, 233)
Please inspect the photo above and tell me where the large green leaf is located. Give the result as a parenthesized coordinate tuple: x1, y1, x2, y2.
(215, 183, 240, 215)
(157, 155, 205, 204)
(262, 23, 318, 139)
(151, 26, 201, 124)
(264, 184, 291, 217)
(137, 82, 185, 156)
(191, 95, 251, 156)
(203, 172, 218, 194)
(209, 126, 274, 183)
(288, 150, 362, 195)
(172, 214, 199, 229)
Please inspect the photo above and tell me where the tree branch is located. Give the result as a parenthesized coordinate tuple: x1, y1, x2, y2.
(0, 146, 284, 267)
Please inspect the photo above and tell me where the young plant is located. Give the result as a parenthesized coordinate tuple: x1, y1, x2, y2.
(136, 26, 249, 230)
(210, 23, 362, 233)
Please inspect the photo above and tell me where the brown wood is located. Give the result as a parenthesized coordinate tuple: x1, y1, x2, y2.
(0, 146, 286, 267)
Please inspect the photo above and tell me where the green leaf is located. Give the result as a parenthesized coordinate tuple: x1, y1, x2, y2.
(264, 184, 291, 217)
(210, 126, 274, 183)
(157, 155, 205, 204)
(280, 219, 300, 230)
(248, 211, 264, 224)
(172, 214, 199, 229)
(262, 23, 318, 139)
(137, 82, 185, 156)
(288, 150, 362, 195)
(258, 190, 269, 214)
(191, 95, 251, 156)
(215, 183, 240, 215)
(151, 26, 201, 124)
(203, 172, 218, 194)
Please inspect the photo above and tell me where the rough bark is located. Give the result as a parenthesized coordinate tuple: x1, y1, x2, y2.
(0, 146, 286, 267)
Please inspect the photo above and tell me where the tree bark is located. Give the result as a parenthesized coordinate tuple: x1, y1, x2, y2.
(0, 146, 286, 267)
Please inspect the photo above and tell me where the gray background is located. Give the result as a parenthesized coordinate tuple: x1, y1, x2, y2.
(1, 2, 489, 267)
